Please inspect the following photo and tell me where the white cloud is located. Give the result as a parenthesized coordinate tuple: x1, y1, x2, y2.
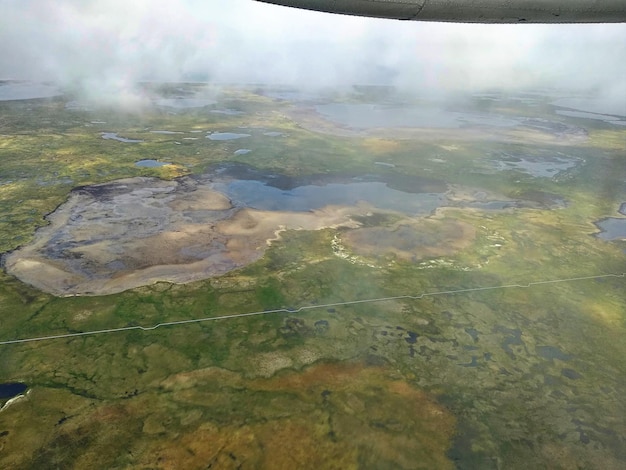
(1, 0, 625, 99)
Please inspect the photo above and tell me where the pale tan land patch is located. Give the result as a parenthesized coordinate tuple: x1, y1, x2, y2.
(343, 218, 476, 262)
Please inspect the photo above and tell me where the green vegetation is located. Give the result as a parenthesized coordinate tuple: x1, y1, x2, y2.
(0, 85, 625, 469)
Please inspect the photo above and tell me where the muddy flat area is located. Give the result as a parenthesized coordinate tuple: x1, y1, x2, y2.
(343, 218, 476, 262)
(3, 174, 370, 296)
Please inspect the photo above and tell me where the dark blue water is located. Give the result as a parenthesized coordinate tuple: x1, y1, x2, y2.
(213, 180, 446, 215)
(0, 382, 27, 399)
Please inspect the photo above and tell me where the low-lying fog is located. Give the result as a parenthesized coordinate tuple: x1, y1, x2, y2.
(1, 1, 624, 111)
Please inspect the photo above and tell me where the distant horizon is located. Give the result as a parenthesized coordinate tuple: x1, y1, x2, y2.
(2, 1, 625, 101)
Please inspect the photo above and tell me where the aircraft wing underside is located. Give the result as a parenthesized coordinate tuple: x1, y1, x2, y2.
(255, 0, 626, 23)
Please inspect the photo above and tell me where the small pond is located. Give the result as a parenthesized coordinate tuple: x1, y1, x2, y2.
(101, 133, 143, 143)
(135, 160, 171, 168)
(234, 149, 252, 155)
(210, 109, 244, 115)
(207, 132, 251, 141)
(493, 154, 580, 178)
(595, 203, 626, 241)
(595, 219, 626, 240)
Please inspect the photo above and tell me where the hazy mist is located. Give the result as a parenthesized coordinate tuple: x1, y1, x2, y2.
(1, 0, 625, 104)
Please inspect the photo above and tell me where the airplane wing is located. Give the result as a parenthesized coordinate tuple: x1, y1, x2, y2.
(254, 0, 626, 23)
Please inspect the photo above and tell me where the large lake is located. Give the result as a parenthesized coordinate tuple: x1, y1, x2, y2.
(212, 179, 446, 215)
(0, 382, 27, 399)
(0, 82, 61, 101)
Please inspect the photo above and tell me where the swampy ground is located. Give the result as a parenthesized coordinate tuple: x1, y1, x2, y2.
(0, 82, 625, 469)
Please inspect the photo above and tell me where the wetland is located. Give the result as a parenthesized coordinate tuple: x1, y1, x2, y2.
(0, 82, 624, 469)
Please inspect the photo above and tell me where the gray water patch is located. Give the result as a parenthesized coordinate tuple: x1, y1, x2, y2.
(493, 154, 580, 178)
(234, 149, 252, 155)
(101, 133, 143, 143)
(207, 132, 251, 141)
(555, 109, 621, 122)
(374, 162, 396, 168)
(65, 101, 92, 111)
(263, 131, 283, 137)
(595, 218, 626, 240)
(136, 160, 171, 168)
(210, 161, 447, 194)
(0, 82, 61, 101)
(464, 328, 479, 341)
(458, 356, 479, 368)
(265, 90, 321, 101)
(315, 103, 521, 129)
(211, 109, 244, 115)
(463, 200, 518, 210)
(37, 177, 74, 186)
(552, 97, 626, 118)
(522, 118, 586, 137)
(155, 98, 216, 109)
(556, 109, 626, 126)
(494, 326, 526, 359)
(458, 113, 521, 128)
(150, 130, 184, 134)
(594, 203, 626, 240)
(212, 179, 446, 215)
(106, 260, 127, 271)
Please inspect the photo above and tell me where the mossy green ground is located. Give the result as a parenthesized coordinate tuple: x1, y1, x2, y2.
(0, 85, 625, 469)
